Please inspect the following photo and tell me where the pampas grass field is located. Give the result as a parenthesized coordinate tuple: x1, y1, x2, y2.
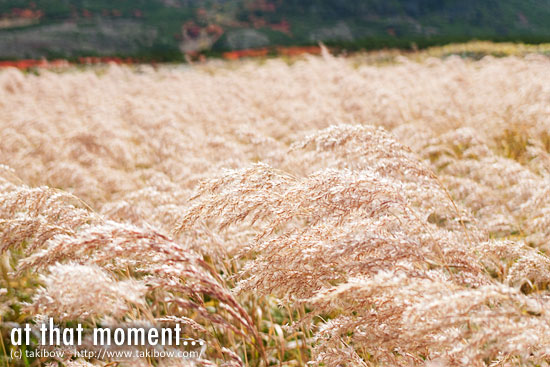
(2, 46, 550, 366)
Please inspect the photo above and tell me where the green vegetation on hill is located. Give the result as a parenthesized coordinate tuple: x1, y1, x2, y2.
(1, 0, 550, 60)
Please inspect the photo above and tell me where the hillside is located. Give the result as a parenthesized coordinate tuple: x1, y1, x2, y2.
(1, 0, 550, 59)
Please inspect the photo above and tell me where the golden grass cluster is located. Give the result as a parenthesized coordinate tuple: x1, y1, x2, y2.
(422, 41, 550, 59)
(2, 49, 550, 366)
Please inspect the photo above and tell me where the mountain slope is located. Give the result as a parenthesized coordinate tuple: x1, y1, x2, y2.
(0, 0, 550, 59)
